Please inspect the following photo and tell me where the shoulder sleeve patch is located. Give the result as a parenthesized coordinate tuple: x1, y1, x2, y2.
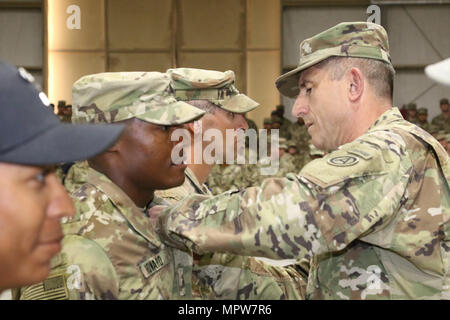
(139, 251, 169, 279)
(20, 270, 69, 300)
(300, 140, 389, 188)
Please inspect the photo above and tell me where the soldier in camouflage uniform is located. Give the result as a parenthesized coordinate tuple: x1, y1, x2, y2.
(15, 72, 207, 300)
(57, 100, 71, 123)
(155, 22, 450, 300)
(274, 138, 296, 178)
(288, 116, 310, 155)
(431, 98, 449, 133)
(155, 68, 306, 299)
(406, 103, 420, 125)
(275, 105, 293, 133)
(263, 117, 272, 131)
(287, 140, 304, 170)
(417, 107, 431, 132)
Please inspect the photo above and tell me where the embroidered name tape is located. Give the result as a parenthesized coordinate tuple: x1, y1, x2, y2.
(139, 252, 169, 278)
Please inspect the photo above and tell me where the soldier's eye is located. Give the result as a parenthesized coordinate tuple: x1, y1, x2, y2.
(160, 125, 170, 131)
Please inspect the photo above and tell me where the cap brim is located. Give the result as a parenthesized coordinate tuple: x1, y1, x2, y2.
(219, 94, 259, 114)
(425, 58, 450, 86)
(136, 100, 205, 126)
(275, 56, 332, 98)
(0, 123, 124, 165)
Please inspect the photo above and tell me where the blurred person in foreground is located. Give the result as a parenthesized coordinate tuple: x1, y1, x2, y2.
(0, 61, 123, 292)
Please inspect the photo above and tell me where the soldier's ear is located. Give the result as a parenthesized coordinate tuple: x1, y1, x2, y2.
(347, 67, 364, 103)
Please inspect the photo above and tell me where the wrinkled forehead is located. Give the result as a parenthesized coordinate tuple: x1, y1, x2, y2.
(297, 65, 325, 85)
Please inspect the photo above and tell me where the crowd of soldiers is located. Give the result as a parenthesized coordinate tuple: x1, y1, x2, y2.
(399, 100, 450, 147)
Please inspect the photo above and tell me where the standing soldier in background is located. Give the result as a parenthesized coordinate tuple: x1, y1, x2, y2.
(57, 100, 71, 123)
(263, 118, 272, 131)
(275, 104, 293, 132)
(155, 22, 450, 300)
(406, 103, 419, 125)
(416, 107, 431, 132)
(288, 116, 310, 154)
(399, 104, 408, 120)
(431, 98, 449, 133)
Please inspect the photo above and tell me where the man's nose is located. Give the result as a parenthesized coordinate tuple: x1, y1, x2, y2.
(291, 95, 309, 118)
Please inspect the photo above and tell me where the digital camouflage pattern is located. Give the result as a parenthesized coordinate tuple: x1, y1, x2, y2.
(167, 68, 259, 114)
(71, 72, 205, 125)
(431, 114, 450, 133)
(158, 108, 450, 300)
(206, 164, 225, 195)
(156, 167, 213, 204)
(276, 22, 392, 97)
(156, 167, 307, 299)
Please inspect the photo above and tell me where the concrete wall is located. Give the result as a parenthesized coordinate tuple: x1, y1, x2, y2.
(46, 0, 282, 128)
(0, 2, 43, 90)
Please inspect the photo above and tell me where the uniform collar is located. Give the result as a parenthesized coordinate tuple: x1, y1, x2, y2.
(368, 107, 404, 132)
(86, 168, 162, 248)
(185, 167, 212, 195)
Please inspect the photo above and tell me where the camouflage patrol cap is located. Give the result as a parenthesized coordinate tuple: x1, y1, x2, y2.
(278, 137, 288, 150)
(72, 72, 205, 125)
(166, 68, 259, 114)
(436, 130, 446, 141)
(309, 142, 325, 157)
(417, 107, 428, 115)
(407, 103, 417, 110)
(287, 140, 297, 148)
(440, 98, 449, 105)
(271, 116, 283, 124)
(276, 22, 392, 97)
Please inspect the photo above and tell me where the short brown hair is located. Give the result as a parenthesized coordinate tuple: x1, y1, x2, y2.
(315, 56, 395, 100)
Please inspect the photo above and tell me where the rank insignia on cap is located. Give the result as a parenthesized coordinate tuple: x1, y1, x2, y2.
(327, 155, 359, 167)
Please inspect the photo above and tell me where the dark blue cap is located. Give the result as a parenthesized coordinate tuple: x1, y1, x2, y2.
(0, 60, 124, 165)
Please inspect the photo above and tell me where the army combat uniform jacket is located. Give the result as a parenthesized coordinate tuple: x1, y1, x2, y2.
(156, 167, 307, 299)
(159, 108, 450, 300)
(16, 167, 196, 300)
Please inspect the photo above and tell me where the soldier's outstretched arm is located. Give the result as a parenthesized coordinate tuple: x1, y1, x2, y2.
(158, 138, 410, 261)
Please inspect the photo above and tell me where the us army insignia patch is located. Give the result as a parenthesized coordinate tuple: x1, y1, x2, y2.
(327, 155, 359, 167)
(139, 252, 168, 278)
(21, 272, 69, 300)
